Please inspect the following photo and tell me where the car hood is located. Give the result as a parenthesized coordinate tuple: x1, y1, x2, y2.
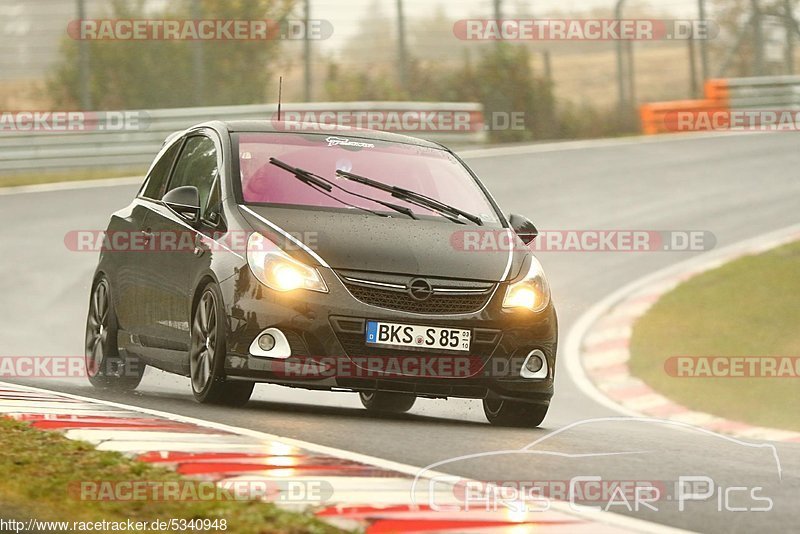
(240, 206, 527, 282)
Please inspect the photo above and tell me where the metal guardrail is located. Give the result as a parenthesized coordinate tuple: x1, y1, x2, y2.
(640, 75, 800, 134)
(706, 75, 800, 110)
(0, 102, 486, 175)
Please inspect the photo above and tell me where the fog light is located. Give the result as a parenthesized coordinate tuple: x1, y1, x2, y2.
(520, 349, 548, 379)
(257, 333, 276, 352)
(249, 328, 291, 359)
(525, 354, 544, 374)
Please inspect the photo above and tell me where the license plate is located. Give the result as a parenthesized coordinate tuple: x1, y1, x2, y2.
(365, 321, 471, 352)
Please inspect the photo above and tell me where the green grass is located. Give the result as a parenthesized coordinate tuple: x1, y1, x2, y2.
(0, 169, 143, 188)
(629, 240, 800, 431)
(0, 418, 345, 533)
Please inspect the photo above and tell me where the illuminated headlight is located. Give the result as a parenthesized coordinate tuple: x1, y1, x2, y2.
(503, 256, 550, 312)
(247, 233, 328, 293)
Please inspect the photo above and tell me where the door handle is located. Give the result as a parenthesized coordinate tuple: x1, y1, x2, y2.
(142, 228, 153, 244)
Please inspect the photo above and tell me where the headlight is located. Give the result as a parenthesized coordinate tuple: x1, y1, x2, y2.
(503, 256, 550, 312)
(247, 233, 328, 293)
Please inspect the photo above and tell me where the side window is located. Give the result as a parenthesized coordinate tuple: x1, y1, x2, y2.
(141, 141, 181, 200)
(166, 136, 218, 218)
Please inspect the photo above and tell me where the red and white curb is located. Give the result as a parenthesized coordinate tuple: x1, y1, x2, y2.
(0, 381, 688, 533)
(570, 224, 800, 443)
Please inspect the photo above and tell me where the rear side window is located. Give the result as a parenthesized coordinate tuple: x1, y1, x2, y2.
(166, 136, 218, 218)
(141, 141, 181, 200)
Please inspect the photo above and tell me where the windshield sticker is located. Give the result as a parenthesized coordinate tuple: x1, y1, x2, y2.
(325, 136, 375, 148)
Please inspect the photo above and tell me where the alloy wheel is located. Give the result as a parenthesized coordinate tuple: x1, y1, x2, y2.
(190, 290, 217, 393)
(85, 280, 110, 376)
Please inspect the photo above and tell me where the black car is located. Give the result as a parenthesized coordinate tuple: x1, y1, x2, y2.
(84, 121, 557, 427)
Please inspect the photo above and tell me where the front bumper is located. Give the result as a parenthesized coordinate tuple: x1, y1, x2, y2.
(220, 266, 557, 404)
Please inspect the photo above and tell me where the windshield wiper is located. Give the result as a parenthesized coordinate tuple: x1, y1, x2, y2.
(268, 158, 416, 220)
(335, 170, 484, 226)
(269, 158, 333, 192)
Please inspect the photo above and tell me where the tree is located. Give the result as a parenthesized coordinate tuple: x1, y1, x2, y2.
(323, 42, 559, 142)
(48, 0, 295, 110)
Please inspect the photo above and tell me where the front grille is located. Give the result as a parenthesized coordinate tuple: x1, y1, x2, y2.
(341, 278, 494, 314)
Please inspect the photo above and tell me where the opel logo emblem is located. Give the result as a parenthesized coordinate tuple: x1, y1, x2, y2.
(408, 278, 434, 301)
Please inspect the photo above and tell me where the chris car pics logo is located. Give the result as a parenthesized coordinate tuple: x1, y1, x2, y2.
(325, 136, 375, 148)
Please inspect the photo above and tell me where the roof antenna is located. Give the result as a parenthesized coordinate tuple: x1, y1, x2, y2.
(277, 76, 283, 122)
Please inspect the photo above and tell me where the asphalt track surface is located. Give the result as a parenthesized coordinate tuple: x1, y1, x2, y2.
(2, 132, 799, 533)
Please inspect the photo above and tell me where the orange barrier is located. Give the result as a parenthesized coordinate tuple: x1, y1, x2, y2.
(703, 79, 730, 101)
(640, 79, 730, 134)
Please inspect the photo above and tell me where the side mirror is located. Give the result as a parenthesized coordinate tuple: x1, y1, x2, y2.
(163, 186, 201, 224)
(508, 213, 538, 245)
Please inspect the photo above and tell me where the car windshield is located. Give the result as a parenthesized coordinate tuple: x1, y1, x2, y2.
(234, 132, 501, 224)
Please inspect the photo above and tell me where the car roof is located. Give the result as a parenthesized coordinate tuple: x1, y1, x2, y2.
(205, 120, 446, 150)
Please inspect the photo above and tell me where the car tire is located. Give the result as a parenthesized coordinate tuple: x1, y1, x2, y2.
(482, 398, 548, 428)
(85, 277, 145, 390)
(190, 283, 254, 407)
(359, 391, 416, 413)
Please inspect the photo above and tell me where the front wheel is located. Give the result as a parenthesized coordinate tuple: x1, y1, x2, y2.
(190, 284, 254, 407)
(483, 398, 548, 428)
(85, 277, 145, 390)
(359, 391, 416, 413)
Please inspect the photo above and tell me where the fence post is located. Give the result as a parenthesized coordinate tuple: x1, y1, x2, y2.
(397, 0, 408, 93)
(304, 0, 312, 101)
(615, 0, 630, 114)
(698, 0, 709, 82)
(76, 0, 92, 110)
(785, 0, 795, 74)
